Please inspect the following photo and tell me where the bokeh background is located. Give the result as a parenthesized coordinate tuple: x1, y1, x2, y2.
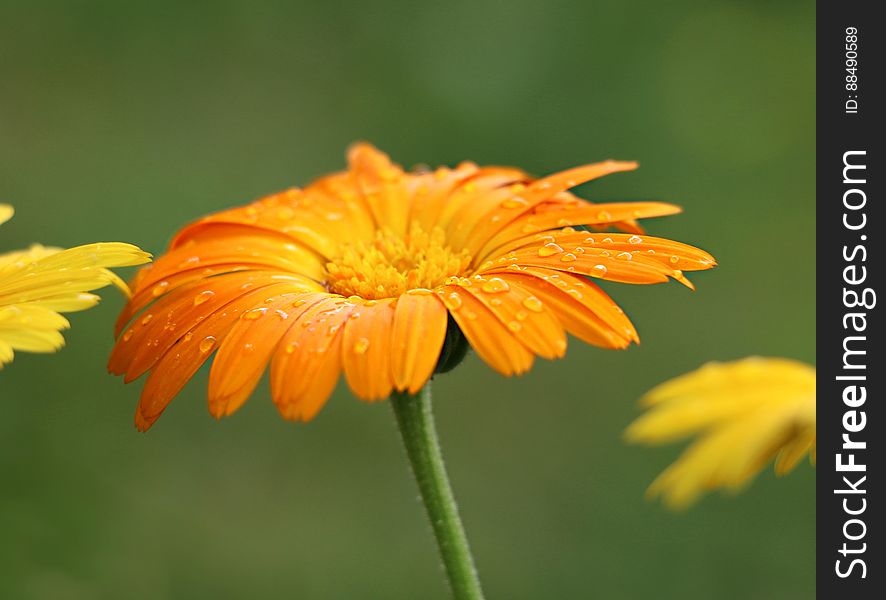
(0, 1, 814, 598)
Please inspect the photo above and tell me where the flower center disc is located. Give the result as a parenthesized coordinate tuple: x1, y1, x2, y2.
(324, 226, 471, 300)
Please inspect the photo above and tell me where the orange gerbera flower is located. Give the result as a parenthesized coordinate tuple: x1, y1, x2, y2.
(109, 143, 716, 430)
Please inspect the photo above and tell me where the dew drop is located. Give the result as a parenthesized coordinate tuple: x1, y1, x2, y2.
(522, 296, 544, 312)
(489, 298, 503, 306)
(669, 255, 680, 264)
(242, 307, 267, 320)
(141, 314, 153, 325)
(122, 329, 134, 342)
(538, 242, 564, 258)
(501, 197, 528, 209)
(516, 310, 529, 321)
(560, 253, 577, 263)
(293, 298, 307, 307)
(353, 337, 370, 354)
(407, 288, 433, 296)
(629, 235, 643, 244)
(507, 321, 522, 332)
(184, 332, 194, 342)
(198, 336, 217, 354)
(443, 291, 463, 310)
(616, 252, 633, 261)
(152, 281, 169, 297)
(481, 277, 510, 294)
(193, 290, 215, 306)
(285, 343, 296, 354)
(592, 264, 608, 277)
(596, 211, 612, 221)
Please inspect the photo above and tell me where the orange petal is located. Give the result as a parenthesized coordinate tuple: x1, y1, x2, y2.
(341, 298, 396, 400)
(270, 296, 357, 421)
(207, 292, 330, 418)
(347, 142, 409, 237)
(497, 267, 637, 348)
(391, 290, 448, 393)
(111, 271, 304, 380)
(439, 286, 534, 376)
(408, 162, 480, 232)
(477, 202, 681, 261)
(460, 277, 567, 360)
(134, 282, 298, 431)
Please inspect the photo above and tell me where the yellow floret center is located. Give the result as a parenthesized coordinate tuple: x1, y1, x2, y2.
(325, 225, 471, 300)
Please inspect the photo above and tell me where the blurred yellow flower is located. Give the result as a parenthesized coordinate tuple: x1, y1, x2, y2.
(0, 204, 151, 368)
(625, 357, 815, 509)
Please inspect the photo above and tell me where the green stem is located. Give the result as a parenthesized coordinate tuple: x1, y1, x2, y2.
(390, 384, 484, 600)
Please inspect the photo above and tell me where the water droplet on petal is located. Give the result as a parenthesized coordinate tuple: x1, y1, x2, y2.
(522, 296, 544, 312)
(141, 314, 153, 325)
(443, 291, 463, 310)
(597, 211, 612, 221)
(669, 255, 680, 264)
(194, 290, 215, 306)
(481, 277, 510, 294)
(285, 343, 296, 354)
(353, 337, 370, 354)
(199, 336, 217, 353)
(152, 282, 169, 297)
(538, 242, 564, 257)
(592, 264, 608, 277)
(629, 235, 643, 244)
(501, 197, 529, 209)
(560, 253, 577, 263)
(616, 252, 633, 261)
(507, 321, 522, 332)
(242, 307, 267, 320)
(516, 310, 529, 321)
(122, 329, 134, 342)
(184, 332, 194, 342)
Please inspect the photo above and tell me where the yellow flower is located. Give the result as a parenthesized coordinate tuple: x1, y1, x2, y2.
(0, 204, 152, 368)
(108, 143, 716, 431)
(625, 357, 815, 509)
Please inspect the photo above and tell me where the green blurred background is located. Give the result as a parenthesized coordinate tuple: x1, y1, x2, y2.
(0, 1, 814, 598)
